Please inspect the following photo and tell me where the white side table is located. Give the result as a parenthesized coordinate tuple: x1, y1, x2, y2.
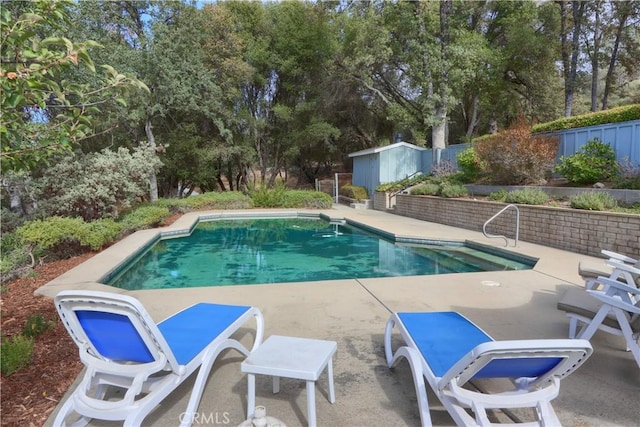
(241, 335, 337, 427)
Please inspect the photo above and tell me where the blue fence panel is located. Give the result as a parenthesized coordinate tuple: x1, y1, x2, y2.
(422, 120, 639, 174)
(351, 120, 639, 191)
(555, 120, 640, 165)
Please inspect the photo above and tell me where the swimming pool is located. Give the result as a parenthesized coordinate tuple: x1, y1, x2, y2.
(103, 216, 536, 290)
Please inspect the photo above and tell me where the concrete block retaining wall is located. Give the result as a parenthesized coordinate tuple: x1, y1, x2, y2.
(389, 194, 640, 258)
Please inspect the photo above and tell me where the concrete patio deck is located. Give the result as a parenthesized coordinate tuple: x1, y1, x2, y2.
(40, 206, 639, 426)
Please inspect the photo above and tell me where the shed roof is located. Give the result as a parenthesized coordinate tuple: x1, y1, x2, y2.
(348, 141, 426, 158)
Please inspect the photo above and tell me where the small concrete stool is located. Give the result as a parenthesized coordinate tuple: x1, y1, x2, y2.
(241, 335, 337, 427)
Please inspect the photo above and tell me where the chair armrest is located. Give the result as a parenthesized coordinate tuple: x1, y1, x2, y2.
(606, 260, 640, 277)
(595, 276, 640, 305)
(601, 250, 638, 265)
(587, 289, 640, 315)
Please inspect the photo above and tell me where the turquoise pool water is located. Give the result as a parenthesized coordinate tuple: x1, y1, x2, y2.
(105, 218, 535, 290)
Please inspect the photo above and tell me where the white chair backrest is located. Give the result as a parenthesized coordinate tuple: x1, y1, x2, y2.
(55, 291, 180, 370)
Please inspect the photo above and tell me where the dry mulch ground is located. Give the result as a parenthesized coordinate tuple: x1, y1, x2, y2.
(1, 253, 94, 426)
(0, 214, 183, 427)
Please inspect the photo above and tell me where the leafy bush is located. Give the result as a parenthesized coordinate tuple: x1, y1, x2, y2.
(614, 159, 640, 190)
(438, 183, 469, 198)
(156, 191, 253, 211)
(474, 118, 559, 185)
(488, 189, 508, 201)
(185, 192, 253, 210)
(24, 314, 54, 338)
(119, 205, 171, 233)
(250, 183, 288, 208)
(1, 334, 34, 376)
(503, 188, 550, 205)
(280, 190, 333, 208)
(17, 216, 120, 263)
(0, 207, 26, 234)
(456, 147, 483, 182)
(555, 138, 619, 185)
(83, 219, 123, 249)
(410, 183, 440, 196)
(34, 147, 162, 221)
(570, 192, 618, 210)
(533, 104, 640, 133)
(0, 231, 31, 284)
(340, 184, 369, 200)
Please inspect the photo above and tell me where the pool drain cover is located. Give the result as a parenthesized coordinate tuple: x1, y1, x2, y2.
(481, 280, 501, 287)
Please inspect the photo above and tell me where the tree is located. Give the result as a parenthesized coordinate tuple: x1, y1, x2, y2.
(602, 1, 640, 109)
(0, 0, 147, 172)
(558, 0, 587, 117)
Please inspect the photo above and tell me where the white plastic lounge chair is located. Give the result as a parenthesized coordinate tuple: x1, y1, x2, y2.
(559, 277, 640, 368)
(384, 311, 592, 427)
(53, 290, 264, 427)
(578, 250, 639, 291)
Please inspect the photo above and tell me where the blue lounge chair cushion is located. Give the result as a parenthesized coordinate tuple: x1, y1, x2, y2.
(77, 311, 154, 363)
(159, 303, 251, 365)
(397, 312, 492, 377)
(78, 303, 251, 365)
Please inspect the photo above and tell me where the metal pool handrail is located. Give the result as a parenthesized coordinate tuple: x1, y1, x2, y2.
(483, 204, 520, 247)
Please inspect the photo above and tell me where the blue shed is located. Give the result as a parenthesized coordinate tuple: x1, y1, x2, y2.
(349, 142, 426, 197)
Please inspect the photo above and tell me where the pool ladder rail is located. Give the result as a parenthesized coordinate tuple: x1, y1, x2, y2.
(483, 204, 520, 247)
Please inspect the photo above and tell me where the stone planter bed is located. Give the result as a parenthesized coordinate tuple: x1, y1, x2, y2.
(376, 192, 640, 258)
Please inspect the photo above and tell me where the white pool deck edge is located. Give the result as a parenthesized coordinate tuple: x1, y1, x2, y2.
(40, 206, 639, 427)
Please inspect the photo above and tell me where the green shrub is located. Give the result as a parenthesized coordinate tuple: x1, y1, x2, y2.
(0, 231, 30, 279)
(488, 189, 508, 201)
(82, 219, 123, 250)
(119, 205, 171, 233)
(570, 192, 618, 210)
(533, 104, 640, 133)
(0, 207, 26, 234)
(456, 147, 482, 182)
(250, 183, 288, 208)
(410, 183, 440, 196)
(438, 183, 469, 198)
(280, 190, 333, 208)
(35, 147, 162, 221)
(16, 216, 121, 262)
(340, 185, 369, 201)
(24, 314, 54, 338)
(503, 188, 550, 205)
(1, 334, 34, 376)
(555, 138, 619, 185)
(155, 191, 253, 211)
(17, 216, 88, 250)
(474, 118, 559, 185)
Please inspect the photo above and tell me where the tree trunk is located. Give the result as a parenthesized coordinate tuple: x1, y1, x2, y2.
(602, 3, 629, 110)
(590, 2, 602, 112)
(432, 108, 447, 163)
(558, 1, 586, 117)
(465, 93, 479, 139)
(144, 118, 159, 202)
(432, 0, 452, 162)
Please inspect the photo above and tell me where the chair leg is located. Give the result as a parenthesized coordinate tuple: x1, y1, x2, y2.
(384, 316, 432, 427)
(612, 309, 640, 367)
(576, 306, 611, 341)
(53, 397, 91, 427)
